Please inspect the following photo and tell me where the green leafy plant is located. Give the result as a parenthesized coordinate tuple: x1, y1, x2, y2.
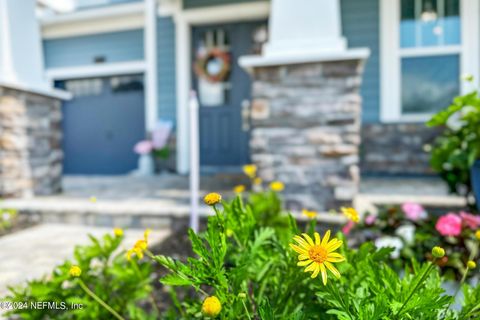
(5, 186, 480, 319)
(427, 84, 480, 204)
(154, 195, 480, 319)
(5, 231, 156, 320)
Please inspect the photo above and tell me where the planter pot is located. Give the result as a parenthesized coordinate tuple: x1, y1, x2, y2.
(137, 153, 155, 176)
(472, 160, 480, 211)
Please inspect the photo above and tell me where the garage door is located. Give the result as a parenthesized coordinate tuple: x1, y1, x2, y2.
(57, 75, 145, 174)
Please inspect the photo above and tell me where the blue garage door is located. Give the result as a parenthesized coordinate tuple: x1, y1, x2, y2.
(57, 75, 145, 174)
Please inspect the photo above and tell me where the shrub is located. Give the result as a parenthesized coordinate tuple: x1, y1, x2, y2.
(427, 83, 480, 205)
(5, 232, 155, 319)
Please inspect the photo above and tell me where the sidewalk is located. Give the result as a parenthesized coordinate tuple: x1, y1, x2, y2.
(0, 224, 170, 296)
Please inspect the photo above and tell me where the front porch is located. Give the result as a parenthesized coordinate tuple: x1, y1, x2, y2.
(0, 174, 466, 229)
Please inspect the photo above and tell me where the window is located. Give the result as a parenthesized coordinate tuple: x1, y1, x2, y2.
(65, 78, 103, 98)
(380, 0, 479, 122)
(110, 75, 144, 93)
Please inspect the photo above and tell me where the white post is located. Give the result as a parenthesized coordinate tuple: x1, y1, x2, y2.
(144, 0, 158, 131)
(263, 0, 346, 58)
(175, 16, 191, 174)
(189, 91, 200, 232)
(0, 0, 49, 90)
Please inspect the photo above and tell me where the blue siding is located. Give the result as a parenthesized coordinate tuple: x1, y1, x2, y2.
(43, 30, 144, 69)
(157, 17, 177, 123)
(341, 0, 380, 123)
(184, 0, 265, 9)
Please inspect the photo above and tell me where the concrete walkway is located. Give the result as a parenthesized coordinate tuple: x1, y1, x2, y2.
(0, 224, 170, 296)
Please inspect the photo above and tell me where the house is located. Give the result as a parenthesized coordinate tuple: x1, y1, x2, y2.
(34, 0, 477, 177)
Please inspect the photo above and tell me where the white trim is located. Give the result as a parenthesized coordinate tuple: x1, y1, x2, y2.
(41, 2, 145, 39)
(181, 2, 270, 25)
(380, 0, 401, 122)
(399, 45, 462, 57)
(172, 1, 270, 174)
(145, 0, 158, 132)
(0, 80, 71, 100)
(45, 61, 146, 81)
(41, 2, 144, 25)
(240, 48, 370, 69)
(42, 14, 144, 39)
(380, 0, 478, 123)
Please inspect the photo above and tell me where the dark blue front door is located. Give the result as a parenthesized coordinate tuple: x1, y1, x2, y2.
(192, 22, 265, 169)
(58, 75, 145, 174)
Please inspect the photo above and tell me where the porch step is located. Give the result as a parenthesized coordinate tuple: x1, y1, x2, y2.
(0, 197, 213, 229)
(0, 224, 170, 295)
(355, 176, 469, 214)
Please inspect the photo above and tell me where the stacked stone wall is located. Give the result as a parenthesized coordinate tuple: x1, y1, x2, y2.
(249, 60, 365, 211)
(0, 86, 62, 197)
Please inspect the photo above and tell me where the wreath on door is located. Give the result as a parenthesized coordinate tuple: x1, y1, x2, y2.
(194, 48, 231, 83)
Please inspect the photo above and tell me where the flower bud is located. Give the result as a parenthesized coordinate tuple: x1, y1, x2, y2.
(113, 228, 123, 237)
(467, 260, 477, 269)
(202, 296, 221, 318)
(237, 293, 247, 299)
(432, 246, 445, 258)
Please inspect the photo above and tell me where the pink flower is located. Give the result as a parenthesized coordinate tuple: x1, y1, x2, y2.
(436, 213, 462, 237)
(365, 215, 376, 225)
(459, 211, 480, 230)
(134, 140, 153, 155)
(342, 221, 355, 235)
(402, 202, 427, 221)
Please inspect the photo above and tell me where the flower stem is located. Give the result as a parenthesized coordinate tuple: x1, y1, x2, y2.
(130, 259, 160, 316)
(395, 262, 435, 318)
(443, 266, 471, 317)
(78, 279, 125, 320)
(241, 299, 252, 320)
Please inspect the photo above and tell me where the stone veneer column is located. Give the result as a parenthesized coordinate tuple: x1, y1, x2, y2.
(248, 59, 365, 211)
(0, 86, 63, 197)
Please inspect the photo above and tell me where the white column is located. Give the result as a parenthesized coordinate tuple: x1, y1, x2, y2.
(175, 16, 191, 175)
(0, 0, 48, 89)
(145, 0, 159, 132)
(263, 0, 347, 58)
(461, 0, 480, 92)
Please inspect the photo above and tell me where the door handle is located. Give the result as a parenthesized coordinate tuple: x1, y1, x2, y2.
(241, 99, 251, 131)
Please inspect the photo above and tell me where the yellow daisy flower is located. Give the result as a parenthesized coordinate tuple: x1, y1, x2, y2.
(270, 181, 285, 192)
(290, 231, 345, 285)
(204, 193, 222, 206)
(243, 164, 257, 179)
(69, 265, 82, 277)
(253, 177, 263, 185)
(233, 185, 246, 193)
(126, 228, 151, 260)
(341, 207, 359, 223)
(302, 209, 317, 219)
(475, 230, 480, 240)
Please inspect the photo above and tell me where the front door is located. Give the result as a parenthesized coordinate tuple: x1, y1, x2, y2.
(57, 75, 145, 174)
(192, 22, 265, 169)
